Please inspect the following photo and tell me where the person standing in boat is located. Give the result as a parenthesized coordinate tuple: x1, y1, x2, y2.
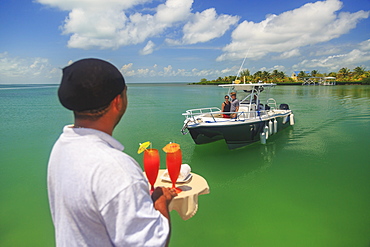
(230, 92, 240, 118)
(221, 95, 231, 118)
(47, 58, 177, 247)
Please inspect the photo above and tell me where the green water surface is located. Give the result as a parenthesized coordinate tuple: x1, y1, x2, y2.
(0, 84, 369, 246)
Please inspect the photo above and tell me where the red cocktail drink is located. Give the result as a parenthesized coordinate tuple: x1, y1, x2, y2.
(143, 149, 160, 192)
(166, 149, 182, 193)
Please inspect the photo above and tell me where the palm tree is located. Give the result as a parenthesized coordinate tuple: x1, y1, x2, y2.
(270, 70, 279, 82)
(240, 69, 250, 77)
(229, 75, 236, 82)
(338, 67, 350, 80)
(298, 71, 308, 79)
(311, 70, 319, 77)
(253, 71, 263, 82)
(278, 71, 286, 79)
(239, 69, 251, 82)
(262, 71, 270, 82)
(353, 66, 365, 76)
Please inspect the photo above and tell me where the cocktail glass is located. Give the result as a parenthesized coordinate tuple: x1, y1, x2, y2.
(143, 148, 160, 193)
(166, 148, 182, 193)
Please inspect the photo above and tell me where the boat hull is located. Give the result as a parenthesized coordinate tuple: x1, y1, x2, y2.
(188, 115, 292, 149)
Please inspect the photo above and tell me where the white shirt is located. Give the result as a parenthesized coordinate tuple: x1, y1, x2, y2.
(48, 125, 169, 247)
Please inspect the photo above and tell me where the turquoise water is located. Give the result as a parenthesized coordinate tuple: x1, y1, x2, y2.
(0, 84, 369, 246)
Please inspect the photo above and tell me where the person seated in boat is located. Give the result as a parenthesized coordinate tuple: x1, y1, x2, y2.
(251, 94, 259, 104)
(258, 103, 265, 111)
(221, 95, 231, 118)
(251, 95, 264, 111)
(230, 92, 239, 118)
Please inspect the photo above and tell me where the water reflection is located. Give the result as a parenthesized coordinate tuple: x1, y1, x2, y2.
(187, 126, 293, 191)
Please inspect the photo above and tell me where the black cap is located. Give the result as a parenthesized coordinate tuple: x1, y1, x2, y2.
(58, 58, 125, 111)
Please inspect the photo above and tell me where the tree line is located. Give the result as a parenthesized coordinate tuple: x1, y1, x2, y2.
(195, 66, 370, 85)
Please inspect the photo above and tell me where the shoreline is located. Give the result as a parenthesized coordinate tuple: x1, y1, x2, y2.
(188, 82, 369, 86)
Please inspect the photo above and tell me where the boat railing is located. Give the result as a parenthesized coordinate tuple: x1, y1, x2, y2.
(236, 110, 266, 120)
(181, 107, 279, 134)
(182, 107, 221, 121)
(266, 98, 277, 110)
(183, 107, 267, 122)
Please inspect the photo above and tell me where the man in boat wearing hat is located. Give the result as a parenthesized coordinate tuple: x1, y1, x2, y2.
(230, 91, 240, 118)
(47, 58, 177, 247)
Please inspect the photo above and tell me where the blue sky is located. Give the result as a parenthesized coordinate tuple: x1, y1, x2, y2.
(0, 0, 369, 84)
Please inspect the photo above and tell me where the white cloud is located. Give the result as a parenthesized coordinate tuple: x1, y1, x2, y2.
(137, 68, 150, 76)
(0, 52, 59, 82)
(258, 67, 268, 71)
(221, 67, 236, 74)
(140, 40, 156, 55)
(359, 39, 370, 51)
(276, 49, 301, 59)
(38, 0, 194, 50)
(120, 63, 136, 77)
(121, 63, 133, 70)
(293, 44, 370, 71)
(167, 8, 239, 45)
(155, 0, 193, 23)
(37, 0, 150, 11)
(269, 65, 287, 72)
(38, 0, 239, 51)
(117, 62, 240, 79)
(217, 0, 370, 61)
(309, 47, 342, 56)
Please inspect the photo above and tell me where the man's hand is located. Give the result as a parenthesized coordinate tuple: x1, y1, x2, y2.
(151, 187, 177, 205)
(151, 187, 177, 247)
(151, 187, 177, 220)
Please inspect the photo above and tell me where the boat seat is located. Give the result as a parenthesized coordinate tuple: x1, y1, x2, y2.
(238, 106, 249, 112)
(238, 104, 260, 118)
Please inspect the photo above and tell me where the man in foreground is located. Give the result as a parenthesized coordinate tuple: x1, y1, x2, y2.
(48, 58, 177, 246)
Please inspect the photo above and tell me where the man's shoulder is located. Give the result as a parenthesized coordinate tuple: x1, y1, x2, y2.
(90, 151, 146, 208)
(93, 148, 142, 178)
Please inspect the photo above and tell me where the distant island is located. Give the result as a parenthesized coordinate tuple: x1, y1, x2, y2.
(191, 67, 370, 85)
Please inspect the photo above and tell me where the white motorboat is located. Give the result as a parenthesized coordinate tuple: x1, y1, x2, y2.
(181, 83, 294, 149)
(320, 77, 336, 86)
(302, 76, 336, 86)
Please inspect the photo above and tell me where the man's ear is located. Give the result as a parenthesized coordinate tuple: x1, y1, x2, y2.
(112, 89, 127, 114)
(111, 93, 123, 112)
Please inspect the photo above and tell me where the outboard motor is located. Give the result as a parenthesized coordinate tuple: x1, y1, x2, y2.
(279, 104, 289, 110)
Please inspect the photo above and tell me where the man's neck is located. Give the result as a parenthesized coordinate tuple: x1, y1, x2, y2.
(74, 119, 114, 136)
